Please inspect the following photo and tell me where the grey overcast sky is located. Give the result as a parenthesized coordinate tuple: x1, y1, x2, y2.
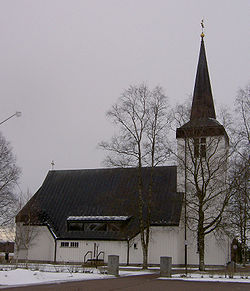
(0, 0, 249, 195)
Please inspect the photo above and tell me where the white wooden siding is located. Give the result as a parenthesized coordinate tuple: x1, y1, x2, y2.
(15, 225, 230, 265)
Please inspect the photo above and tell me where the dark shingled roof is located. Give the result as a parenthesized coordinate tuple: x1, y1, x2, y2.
(16, 166, 183, 240)
(176, 118, 228, 140)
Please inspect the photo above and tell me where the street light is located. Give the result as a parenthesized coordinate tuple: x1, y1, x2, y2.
(0, 111, 22, 126)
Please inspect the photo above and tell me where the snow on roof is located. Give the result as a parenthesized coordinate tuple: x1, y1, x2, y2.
(46, 224, 57, 239)
(67, 216, 130, 221)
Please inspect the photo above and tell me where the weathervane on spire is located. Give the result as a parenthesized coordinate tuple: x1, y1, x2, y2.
(201, 19, 205, 38)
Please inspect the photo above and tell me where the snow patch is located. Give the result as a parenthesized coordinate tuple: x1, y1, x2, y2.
(159, 273, 250, 283)
(0, 268, 152, 287)
(67, 216, 130, 221)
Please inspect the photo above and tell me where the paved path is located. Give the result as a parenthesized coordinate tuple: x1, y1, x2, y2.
(1, 273, 250, 291)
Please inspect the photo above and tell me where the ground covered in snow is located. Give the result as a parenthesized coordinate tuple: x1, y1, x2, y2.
(0, 268, 108, 286)
(0, 267, 152, 287)
(0, 266, 249, 287)
(160, 273, 250, 283)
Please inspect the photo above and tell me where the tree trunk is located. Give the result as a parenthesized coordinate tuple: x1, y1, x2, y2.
(242, 227, 246, 266)
(15, 248, 19, 267)
(242, 176, 248, 266)
(198, 206, 205, 271)
(142, 241, 148, 269)
(137, 159, 149, 269)
(198, 235, 205, 271)
(25, 247, 29, 268)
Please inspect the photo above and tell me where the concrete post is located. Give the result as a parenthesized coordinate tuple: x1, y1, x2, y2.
(108, 255, 119, 276)
(160, 256, 172, 277)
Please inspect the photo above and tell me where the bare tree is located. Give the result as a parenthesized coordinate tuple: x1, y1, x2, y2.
(228, 155, 249, 265)
(227, 83, 250, 265)
(173, 84, 250, 270)
(179, 131, 231, 270)
(0, 132, 21, 227)
(173, 97, 234, 271)
(171, 97, 192, 129)
(234, 83, 250, 152)
(99, 83, 171, 269)
(14, 189, 39, 266)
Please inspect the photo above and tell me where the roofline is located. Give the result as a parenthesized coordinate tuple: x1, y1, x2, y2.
(56, 237, 130, 241)
(47, 165, 177, 174)
(176, 125, 229, 143)
(67, 216, 132, 222)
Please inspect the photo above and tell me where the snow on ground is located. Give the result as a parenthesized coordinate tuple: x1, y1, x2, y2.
(0, 268, 152, 287)
(0, 268, 108, 286)
(0, 267, 249, 287)
(160, 273, 250, 284)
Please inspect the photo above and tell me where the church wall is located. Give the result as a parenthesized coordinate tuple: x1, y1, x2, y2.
(15, 224, 55, 262)
(177, 135, 228, 194)
(56, 239, 128, 264)
(148, 226, 184, 265)
(127, 225, 229, 266)
(15, 248, 28, 262)
(126, 234, 143, 264)
(178, 209, 231, 266)
(15, 226, 186, 265)
(186, 229, 230, 266)
(123, 226, 184, 265)
(28, 226, 55, 261)
(55, 228, 186, 265)
(15, 224, 230, 266)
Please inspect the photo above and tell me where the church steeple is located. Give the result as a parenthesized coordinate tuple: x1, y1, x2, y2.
(190, 36, 216, 120)
(176, 28, 228, 141)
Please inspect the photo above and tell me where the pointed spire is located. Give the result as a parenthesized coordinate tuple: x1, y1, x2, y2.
(176, 26, 228, 141)
(190, 34, 216, 120)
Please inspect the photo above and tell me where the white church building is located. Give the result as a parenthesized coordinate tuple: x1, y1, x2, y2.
(15, 34, 231, 266)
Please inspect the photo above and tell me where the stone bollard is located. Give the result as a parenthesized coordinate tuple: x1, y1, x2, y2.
(108, 255, 119, 276)
(160, 256, 172, 277)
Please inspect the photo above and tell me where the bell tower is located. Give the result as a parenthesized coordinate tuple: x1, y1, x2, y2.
(176, 30, 229, 194)
(176, 27, 229, 268)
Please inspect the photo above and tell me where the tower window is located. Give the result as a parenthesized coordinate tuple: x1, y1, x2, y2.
(194, 138, 199, 158)
(194, 138, 206, 158)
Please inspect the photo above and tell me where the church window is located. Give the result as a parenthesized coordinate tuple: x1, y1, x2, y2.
(84, 223, 120, 232)
(70, 242, 79, 248)
(194, 137, 206, 158)
(96, 223, 107, 231)
(61, 242, 69, 247)
(68, 221, 122, 232)
(67, 216, 130, 233)
(200, 138, 206, 158)
(68, 222, 84, 231)
(109, 223, 120, 231)
(61, 241, 79, 247)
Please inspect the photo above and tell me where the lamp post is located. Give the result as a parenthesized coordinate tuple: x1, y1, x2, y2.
(0, 112, 22, 126)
